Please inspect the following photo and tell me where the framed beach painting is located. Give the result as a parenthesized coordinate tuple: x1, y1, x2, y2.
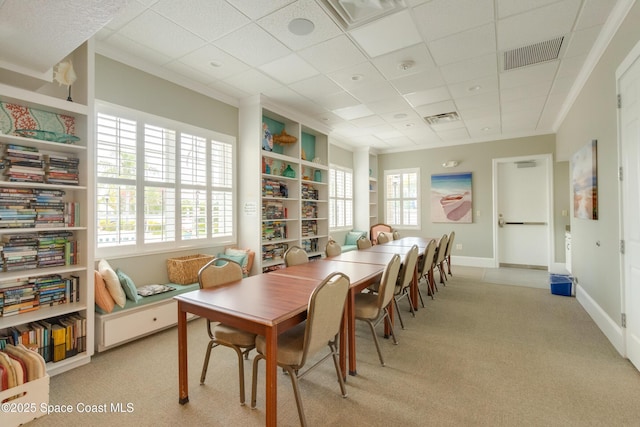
(572, 139, 598, 220)
(431, 172, 472, 223)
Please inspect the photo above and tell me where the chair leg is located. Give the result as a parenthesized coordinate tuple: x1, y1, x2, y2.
(284, 365, 307, 427)
(200, 340, 215, 384)
(417, 284, 426, 308)
(229, 345, 247, 405)
(329, 341, 347, 397)
(393, 297, 405, 329)
(250, 353, 264, 409)
(365, 319, 385, 366)
(406, 291, 416, 317)
(382, 310, 398, 345)
(447, 255, 453, 276)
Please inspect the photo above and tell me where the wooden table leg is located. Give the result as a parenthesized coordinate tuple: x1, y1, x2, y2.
(265, 327, 277, 427)
(346, 289, 356, 376)
(178, 304, 189, 405)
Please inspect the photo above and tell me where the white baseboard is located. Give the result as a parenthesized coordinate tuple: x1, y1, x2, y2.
(575, 284, 625, 357)
(452, 256, 495, 268)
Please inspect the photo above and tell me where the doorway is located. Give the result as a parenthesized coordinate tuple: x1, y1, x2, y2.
(617, 40, 640, 371)
(492, 154, 553, 269)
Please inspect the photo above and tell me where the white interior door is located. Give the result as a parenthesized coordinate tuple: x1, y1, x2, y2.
(495, 157, 550, 269)
(619, 47, 640, 371)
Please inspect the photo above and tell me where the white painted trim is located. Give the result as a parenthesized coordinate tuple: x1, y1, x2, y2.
(451, 256, 495, 268)
(553, 0, 636, 130)
(576, 284, 625, 356)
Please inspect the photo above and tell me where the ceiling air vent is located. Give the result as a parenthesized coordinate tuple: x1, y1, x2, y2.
(424, 112, 460, 126)
(503, 36, 564, 71)
(320, 0, 407, 30)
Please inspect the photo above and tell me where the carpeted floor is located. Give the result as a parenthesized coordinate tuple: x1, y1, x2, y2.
(28, 269, 640, 426)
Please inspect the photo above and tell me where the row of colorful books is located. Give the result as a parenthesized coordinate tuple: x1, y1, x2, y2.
(0, 187, 79, 229)
(1, 144, 79, 185)
(0, 232, 78, 272)
(0, 312, 86, 363)
(0, 274, 80, 317)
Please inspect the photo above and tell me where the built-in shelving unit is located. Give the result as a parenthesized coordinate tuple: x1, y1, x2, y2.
(0, 41, 94, 376)
(239, 96, 330, 273)
(354, 148, 378, 232)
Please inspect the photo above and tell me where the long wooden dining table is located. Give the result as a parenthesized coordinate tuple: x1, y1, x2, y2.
(175, 236, 435, 426)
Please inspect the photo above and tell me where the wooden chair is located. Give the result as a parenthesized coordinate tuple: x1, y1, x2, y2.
(284, 245, 309, 267)
(357, 235, 372, 249)
(325, 239, 342, 257)
(370, 223, 393, 245)
(250, 272, 350, 426)
(354, 254, 402, 366)
(198, 257, 256, 405)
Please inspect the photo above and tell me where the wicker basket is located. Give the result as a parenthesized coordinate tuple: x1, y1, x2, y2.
(167, 254, 214, 285)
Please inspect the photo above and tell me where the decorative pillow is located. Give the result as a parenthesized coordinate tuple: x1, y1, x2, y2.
(116, 268, 141, 303)
(345, 231, 364, 246)
(217, 252, 247, 270)
(94, 270, 115, 313)
(98, 260, 126, 308)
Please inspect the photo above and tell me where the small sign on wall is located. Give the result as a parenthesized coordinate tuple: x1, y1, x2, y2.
(571, 139, 598, 220)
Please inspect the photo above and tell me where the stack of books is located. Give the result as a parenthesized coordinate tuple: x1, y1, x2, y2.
(0, 188, 37, 229)
(36, 231, 73, 268)
(30, 274, 68, 306)
(43, 152, 79, 185)
(2, 234, 38, 271)
(33, 189, 66, 228)
(2, 144, 44, 183)
(0, 280, 38, 316)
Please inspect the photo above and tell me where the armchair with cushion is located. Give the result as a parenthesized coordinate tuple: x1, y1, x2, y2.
(370, 223, 393, 245)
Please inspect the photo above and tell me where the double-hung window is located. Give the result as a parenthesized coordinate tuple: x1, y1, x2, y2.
(384, 168, 419, 229)
(95, 102, 235, 257)
(329, 166, 353, 229)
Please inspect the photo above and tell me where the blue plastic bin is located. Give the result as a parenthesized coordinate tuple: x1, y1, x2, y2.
(549, 273, 572, 296)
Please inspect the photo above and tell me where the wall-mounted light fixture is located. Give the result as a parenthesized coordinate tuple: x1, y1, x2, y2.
(442, 160, 459, 168)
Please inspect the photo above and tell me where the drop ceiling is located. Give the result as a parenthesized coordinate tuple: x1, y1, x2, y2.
(0, 0, 630, 153)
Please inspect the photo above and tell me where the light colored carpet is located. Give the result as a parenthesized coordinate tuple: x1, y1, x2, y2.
(28, 270, 640, 426)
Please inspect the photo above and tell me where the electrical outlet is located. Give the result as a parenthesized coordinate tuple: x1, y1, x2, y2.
(455, 243, 462, 250)
(561, 209, 568, 217)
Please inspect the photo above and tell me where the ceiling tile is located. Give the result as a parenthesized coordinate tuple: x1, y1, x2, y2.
(257, 0, 342, 51)
(314, 90, 360, 110)
(428, 23, 496, 66)
(458, 103, 500, 120)
(497, 0, 582, 51)
(258, 53, 319, 84)
(289, 74, 344, 99)
(415, 100, 458, 118)
(371, 43, 435, 80)
(454, 90, 499, 110)
(298, 35, 367, 74)
(178, 44, 250, 80)
(225, 0, 296, 20)
(215, 23, 290, 67)
(100, 33, 172, 65)
(404, 86, 452, 108)
(348, 81, 399, 103)
(501, 95, 547, 114)
(413, 0, 494, 42)
(496, 0, 559, 19)
(390, 69, 446, 94)
(436, 127, 470, 141)
(499, 60, 559, 90)
(104, 0, 147, 31)
(500, 80, 552, 102)
(152, 0, 249, 41)
(327, 61, 386, 91)
(448, 75, 498, 99)
(367, 97, 414, 115)
(349, 10, 422, 58)
(575, 0, 617, 30)
(563, 26, 601, 58)
(117, 10, 206, 58)
(440, 53, 498, 84)
(222, 68, 283, 95)
(332, 104, 374, 120)
(350, 114, 387, 128)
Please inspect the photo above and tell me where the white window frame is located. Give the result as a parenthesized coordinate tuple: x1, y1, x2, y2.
(329, 165, 353, 230)
(95, 101, 236, 259)
(384, 168, 420, 229)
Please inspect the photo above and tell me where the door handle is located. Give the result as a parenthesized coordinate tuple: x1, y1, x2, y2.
(498, 214, 505, 228)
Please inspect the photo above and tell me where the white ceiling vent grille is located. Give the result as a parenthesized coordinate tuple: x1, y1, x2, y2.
(424, 112, 460, 126)
(320, 0, 407, 30)
(503, 37, 564, 71)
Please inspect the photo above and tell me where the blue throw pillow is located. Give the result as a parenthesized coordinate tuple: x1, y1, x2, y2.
(345, 231, 364, 246)
(116, 268, 141, 302)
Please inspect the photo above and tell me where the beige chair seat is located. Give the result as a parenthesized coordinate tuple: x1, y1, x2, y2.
(354, 293, 380, 319)
(214, 324, 257, 347)
(255, 322, 306, 366)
